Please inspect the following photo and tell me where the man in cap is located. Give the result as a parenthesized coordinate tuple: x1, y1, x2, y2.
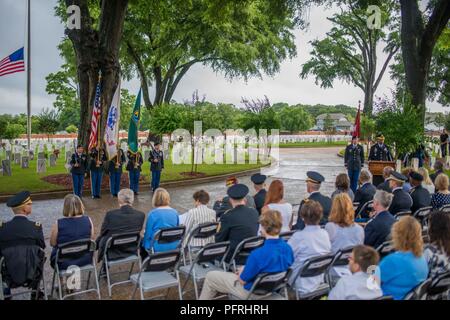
(409, 172, 431, 214)
(344, 135, 365, 193)
(386, 171, 413, 215)
(70, 145, 89, 198)
(215, 184, 259, 263)
(251, 173, 267, 215)
(369, 134, 393, 162)
(0, 191, 45, 299)
(292, 171, 332, 230)
(213, 176, 256, 219)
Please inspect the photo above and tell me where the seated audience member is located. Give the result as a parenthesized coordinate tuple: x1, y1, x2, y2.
(251, 173, 267, 215)
(377, 166, 394, 193)
(199, 210, 293, 300)
(423, 211, 450, 278)
(182, 190, 217, 247)
(386, 171, 413, 215)
(96, 188, 145, 261)
(354, 169, 377, 217)
(331, 173, 354, 201)
(379, 216, 428, 300)
(431, 174, 450, 210)
(292, 171, 332, 230)
(430, 160, 444, 183)
(409, 172, 431, 214)
(418, 167, 435, 194)
(364, 190, 396, 249)
(213, 176, 256, 219)
(50, 194, 94, 269)
(401, 168, 413, 193)
(142, 188, 180, 255)
(288, 200, 331, 295)
(328, 245, 382, 300)
(325, 193, 364, 277)
(215, 184, 259, 263)
(261, 180, 293, 232)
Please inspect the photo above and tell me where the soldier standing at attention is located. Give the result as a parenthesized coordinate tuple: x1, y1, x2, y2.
(126, 150, 144, 195)
(344, 135, 365, 193)
(89, 146, 107, 199)
(108, 148, 126, 197)
(70, 145, 88, 198)
(149, 142, 164, 192)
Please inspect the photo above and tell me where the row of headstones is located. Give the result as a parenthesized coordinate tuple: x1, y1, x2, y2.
(1, 152, 62, 176)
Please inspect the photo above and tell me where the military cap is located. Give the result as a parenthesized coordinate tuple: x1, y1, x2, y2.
(225, 176, 238, 187)
(386, 171, 408, 183)
(251, 173, 267, 185)
(227, 183, 249, 200)
(306, 171, 325, 184)
(6, 191, 32, 208)
(376, 134, 385, 141)
(409, 171, 424, 182)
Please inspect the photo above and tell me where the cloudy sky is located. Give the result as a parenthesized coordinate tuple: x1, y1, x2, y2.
(0, 0, 444, 115)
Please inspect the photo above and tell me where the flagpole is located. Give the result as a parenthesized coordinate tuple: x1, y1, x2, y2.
(26, 0, 31, 151)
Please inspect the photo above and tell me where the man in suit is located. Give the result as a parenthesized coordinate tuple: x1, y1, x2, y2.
(108, 148, 126, 197)
(364, 190, 396, 249)
(89, 146, 107, 199)
(96, 188, 145, 262)
(251, 173, 267, 215)
(215, 184, 259, 263)
(345, 135, 365, 193)
(409, 171, 431, 214)
(0, 191, 45, 299)
(430, 160, 444, 183)
(377, 166, 394, 193)
(292, 171, 332, 230)
(354, 169, 377, 217)
(213, 176, 256, 219)
(387, 171, 413, 215)
(70, 145, 88, 198)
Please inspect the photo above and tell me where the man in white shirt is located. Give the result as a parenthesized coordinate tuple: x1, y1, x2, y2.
(328, 245, 382, 300)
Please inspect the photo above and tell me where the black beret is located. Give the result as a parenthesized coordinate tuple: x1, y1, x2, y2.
(227, 183, 249, 200)
(306, 171, 325, 184)
(387, 171, 408, 182)
(6, 191, 32, 208)
(251, 173, 267, 185)
(409, 171, 424, 182)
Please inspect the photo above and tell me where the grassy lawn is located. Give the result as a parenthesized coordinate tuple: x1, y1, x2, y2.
(279, 141, 348, 148)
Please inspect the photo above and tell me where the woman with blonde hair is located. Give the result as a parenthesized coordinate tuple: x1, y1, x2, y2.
(50, 194, 95, 269)
(418, 167, 435, 194)
(379, 216, 429, 300)
(142, 188, 180, 256)
(431, 173, 450, 209)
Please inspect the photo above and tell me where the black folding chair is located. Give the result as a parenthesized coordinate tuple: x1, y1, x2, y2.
(289, 254, 334, 300)
(149, 226, 186, 254)
(182, 222, 218, 265)
(227, 236, 265, 272)
(404, 278, 433, 300)
(427, 271, 450, 299)
(130, 249, 183, 300)
(394, 210, 412, 220)
(51, 239, 100, 300)
(179, 241, 230, 299)
(279, 231, 295, 242)
(413, 206, 432, 227)
(325, 246, 354, 289)
(0, 246, 47, 300)
(439, 204, 450, 213)
(355, 200, 373, 219)
(101, 232, 141, 297)
(376, 241, 396, 259)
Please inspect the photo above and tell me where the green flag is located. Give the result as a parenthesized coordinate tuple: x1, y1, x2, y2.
(128, 89, 141, 153)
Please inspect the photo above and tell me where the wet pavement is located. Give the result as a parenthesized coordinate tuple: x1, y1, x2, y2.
(0, 147, 345, 300)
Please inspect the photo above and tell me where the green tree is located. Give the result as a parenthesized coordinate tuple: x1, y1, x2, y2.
(323, 113, 334, 133)
(119, 89, 136, 130)
(36, 108, 60, 141)
(360, 115, 376, 141)
(279, 106, 313, 133)
(65, 124, 78, 134)
(4, 124, 25, 141)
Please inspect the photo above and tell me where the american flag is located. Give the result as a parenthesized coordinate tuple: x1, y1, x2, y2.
(88, 79, 102, 150)
(0, 47, 25, 77)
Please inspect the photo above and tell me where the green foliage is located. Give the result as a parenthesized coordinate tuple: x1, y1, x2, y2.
(278, 106, 313, 132)
(147, 104, 187, 135)
(323, 113, 334, 133)
(119, 89, 137, 130)
(36, 108, 60, 138)
(360, 115, 376, 141)
(4, 123, 25, 140)
(65, 124, 78, 133)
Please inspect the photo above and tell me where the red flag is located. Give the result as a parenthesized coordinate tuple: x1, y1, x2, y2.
(88, 75, 102, 150)
(353, 102, 361, 138)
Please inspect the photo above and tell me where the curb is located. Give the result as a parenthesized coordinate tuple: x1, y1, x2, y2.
(0, 165, 270, 203)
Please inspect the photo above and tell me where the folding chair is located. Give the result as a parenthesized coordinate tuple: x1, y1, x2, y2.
(352, 202, 360, 212)
(229, 269, 292, 300)
(227, 236, 265, 272)
(51, 239, 100, 300)
(0, 247, 47, 300)
(427, 271, 450, 299)
(179, 241, 230, 299)
(355, 200, 373, 219)
(374, 295, 394, 300)
(394, 210, 412, 220)
(101, 232, 142, 297)
(404, 278, 432, 300)
(280, 231, 295, 242)
(325, 246, 354, 289)
(149, 226, 186, 254)
(439, 204, 450, 213)
(413, 206, 432, 227)
(289, 254, 334, 300)
(182, 222, 219, 265)
(130, 249, 183, 300)
(376, 241, 395, 259)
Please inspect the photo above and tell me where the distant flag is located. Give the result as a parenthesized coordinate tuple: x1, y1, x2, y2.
(128, 89, 142, 154)
(88, 74, 102, 150)
(353, 101, 361, 138)
(104, 80, 121, 160)
(0, 47, 25, 77)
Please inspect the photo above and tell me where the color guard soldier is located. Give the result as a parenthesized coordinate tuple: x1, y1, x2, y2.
(70, 145, 88, 198)
(126, 150, 144, 195)
(108, 148, 126, 197)
(89, 147, 107, 199)
(149, 142, 164, 192)
(251, 173, 267, 215)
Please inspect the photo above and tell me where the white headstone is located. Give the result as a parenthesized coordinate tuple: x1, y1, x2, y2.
(37, 159, 46, 173)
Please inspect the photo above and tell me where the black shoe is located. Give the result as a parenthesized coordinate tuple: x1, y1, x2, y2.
(134, 192, 139, 195)
(112, 194, 118, 198)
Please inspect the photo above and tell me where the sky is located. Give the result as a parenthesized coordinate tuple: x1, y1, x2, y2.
(0, 0, 445, 116)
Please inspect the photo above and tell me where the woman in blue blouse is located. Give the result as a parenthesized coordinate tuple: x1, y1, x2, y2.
(431, 174, 450, 209)
(142, 188, 179, 256)
(379, 216, 428, 300)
